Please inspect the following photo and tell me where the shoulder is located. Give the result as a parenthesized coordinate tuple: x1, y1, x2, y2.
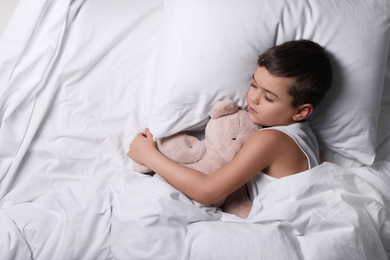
(251, 128, 293, 148)
(252, 128, 309, 178)
(246, 128, 304, 163)
(230, 127, 306, 179)
(238, 129, 289, 164)
(256, 128, 303, 152)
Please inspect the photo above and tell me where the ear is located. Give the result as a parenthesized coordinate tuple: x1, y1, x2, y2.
(292, 104, 313, 121)
(210, 100, 239, 119)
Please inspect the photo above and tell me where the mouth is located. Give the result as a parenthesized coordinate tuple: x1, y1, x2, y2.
(248, 106, 257, 114)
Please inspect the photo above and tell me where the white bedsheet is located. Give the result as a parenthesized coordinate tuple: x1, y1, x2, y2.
(0, 0, 163, 198)
(1, 162, 390, 259)
(0, 0, 390, 259)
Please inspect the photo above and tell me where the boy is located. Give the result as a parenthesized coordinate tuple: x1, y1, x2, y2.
(128, 40, 333, 218)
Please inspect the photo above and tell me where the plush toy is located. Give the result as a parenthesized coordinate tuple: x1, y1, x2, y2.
(132, 99, 261, 206)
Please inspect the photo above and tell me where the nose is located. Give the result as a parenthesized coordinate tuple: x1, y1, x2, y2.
(249, 92, 260, 105)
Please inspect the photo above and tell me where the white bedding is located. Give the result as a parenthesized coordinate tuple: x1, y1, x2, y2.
(0, 0, 390, 259)
(1, 162, 390, 259)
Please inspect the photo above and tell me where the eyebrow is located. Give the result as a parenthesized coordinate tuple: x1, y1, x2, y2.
(252, 74, 279, 98)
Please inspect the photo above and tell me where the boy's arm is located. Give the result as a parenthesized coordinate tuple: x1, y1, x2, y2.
(128, 128, 277, 205)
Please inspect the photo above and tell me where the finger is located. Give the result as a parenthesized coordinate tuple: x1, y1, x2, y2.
(145, 128, 153, 138)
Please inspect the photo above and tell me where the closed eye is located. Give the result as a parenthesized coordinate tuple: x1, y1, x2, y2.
(264, 95, 274, 102)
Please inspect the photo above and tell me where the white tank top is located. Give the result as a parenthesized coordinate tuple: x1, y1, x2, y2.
(247, 121, 320, 201)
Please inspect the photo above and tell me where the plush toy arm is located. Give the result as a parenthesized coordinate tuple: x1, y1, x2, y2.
(132, 160, 153, 173)
(131, 133, 206, 173)
(158, 133, 206, 164)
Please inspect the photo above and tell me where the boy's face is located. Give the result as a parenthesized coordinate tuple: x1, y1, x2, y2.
(247, 66, 299, 127)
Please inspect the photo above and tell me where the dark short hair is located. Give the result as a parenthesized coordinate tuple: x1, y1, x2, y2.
(258, 40, 333, 108)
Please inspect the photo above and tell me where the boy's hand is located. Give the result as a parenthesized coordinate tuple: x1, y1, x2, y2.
(127, 128, 157, 166)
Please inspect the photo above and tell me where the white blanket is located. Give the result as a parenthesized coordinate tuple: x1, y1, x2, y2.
(1, 162, 390, 259)
(1, 0, 390, 259)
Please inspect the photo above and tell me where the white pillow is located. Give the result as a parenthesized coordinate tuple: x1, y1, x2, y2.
(148, 0, 390, 166)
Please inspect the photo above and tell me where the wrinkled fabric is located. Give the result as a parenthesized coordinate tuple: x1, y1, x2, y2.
(0, 0, 390, 259)
(1, 163, 390, 259)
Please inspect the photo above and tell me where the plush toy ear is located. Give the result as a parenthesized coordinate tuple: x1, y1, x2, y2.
(210, 100, 239, 119)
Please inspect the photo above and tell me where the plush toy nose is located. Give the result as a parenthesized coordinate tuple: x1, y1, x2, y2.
(232, 138, 236, 140)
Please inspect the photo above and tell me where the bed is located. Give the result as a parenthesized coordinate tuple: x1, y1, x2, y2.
(0, 0, 390, 259)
